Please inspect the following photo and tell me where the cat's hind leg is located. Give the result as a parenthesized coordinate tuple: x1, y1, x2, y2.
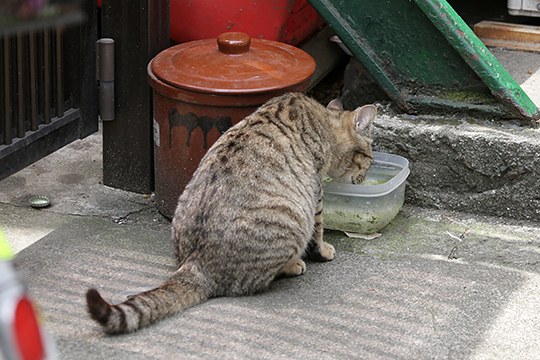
(305, 188, 335, 262)
(278, 256, 306, 277)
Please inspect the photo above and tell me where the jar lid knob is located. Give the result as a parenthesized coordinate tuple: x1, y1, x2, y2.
(217, 32, 251, 54)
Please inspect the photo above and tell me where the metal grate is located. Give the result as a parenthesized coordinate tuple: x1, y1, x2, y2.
(1, 28, 65, 146)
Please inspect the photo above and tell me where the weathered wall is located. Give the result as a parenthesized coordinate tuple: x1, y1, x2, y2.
(373, 115, 540, 221)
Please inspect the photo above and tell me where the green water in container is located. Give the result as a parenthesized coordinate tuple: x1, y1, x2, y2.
(323, 162, 401, 186)
(360, 163, 401, 185)
(323, 162, 405, 234)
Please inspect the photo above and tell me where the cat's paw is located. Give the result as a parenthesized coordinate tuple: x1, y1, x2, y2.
(279, 257, 306, 277)
(319, 242, 335, 261)
(304, 240, 336, 262)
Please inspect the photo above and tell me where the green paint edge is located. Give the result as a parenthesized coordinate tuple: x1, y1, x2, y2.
(414, 0, 540, 119)
(307, 0, 410, 110)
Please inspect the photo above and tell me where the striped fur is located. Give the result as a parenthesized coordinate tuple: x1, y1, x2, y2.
(86, 93, 377, 334)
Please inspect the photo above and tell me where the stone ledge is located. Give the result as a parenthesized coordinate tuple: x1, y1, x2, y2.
(373, 114, 540, 221)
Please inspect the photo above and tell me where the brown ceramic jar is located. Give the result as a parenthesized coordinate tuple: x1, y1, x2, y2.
(148, 32, 316, 218)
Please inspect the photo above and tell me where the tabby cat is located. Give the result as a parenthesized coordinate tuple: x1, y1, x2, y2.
(86, 93, 377, 334)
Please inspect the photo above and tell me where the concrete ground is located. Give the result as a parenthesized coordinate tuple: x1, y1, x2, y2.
(1, 122, 539, 359)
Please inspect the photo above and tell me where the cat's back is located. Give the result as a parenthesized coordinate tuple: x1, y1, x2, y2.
(177, 92, 328, 207)
(172, 93, 329, 260)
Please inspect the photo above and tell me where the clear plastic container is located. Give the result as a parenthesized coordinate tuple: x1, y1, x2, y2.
(323, 152, 410, 234)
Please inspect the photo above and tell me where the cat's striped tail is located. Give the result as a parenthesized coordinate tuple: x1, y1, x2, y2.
(86, 267, 208, 334)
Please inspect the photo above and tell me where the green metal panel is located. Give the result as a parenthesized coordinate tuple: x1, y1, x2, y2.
(309, 0, 540, 120)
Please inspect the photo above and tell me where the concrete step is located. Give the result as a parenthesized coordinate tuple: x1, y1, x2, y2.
(373, 112, 540, 221)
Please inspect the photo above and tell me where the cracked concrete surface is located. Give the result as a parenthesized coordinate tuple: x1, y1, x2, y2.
(0, 129, 169, 253)
(0, 129, 153, 219)
(373, 114, 540, 221)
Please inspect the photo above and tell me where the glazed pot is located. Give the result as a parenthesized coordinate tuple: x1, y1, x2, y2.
(148, 32, 316, 218)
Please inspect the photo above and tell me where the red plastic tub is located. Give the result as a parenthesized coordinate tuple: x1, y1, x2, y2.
(97, 0, 324, 45)
(170, 0, 324, 45)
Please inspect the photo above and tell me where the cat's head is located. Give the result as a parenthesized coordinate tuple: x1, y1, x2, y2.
(325, 98, 377, 184)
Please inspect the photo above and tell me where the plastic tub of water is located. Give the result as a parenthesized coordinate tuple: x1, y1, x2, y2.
(323, 152, 410, 234)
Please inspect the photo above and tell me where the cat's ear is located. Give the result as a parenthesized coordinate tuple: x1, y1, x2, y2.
(327, 98, 343, 111)
(353, 104, 377, 133)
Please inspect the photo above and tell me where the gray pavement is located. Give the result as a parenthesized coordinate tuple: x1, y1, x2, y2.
(1, 125, 539, 359)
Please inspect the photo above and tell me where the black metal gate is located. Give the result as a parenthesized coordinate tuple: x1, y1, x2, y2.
(0, 1, 97, 180)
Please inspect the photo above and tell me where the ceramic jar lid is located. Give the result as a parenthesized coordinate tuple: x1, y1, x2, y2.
(150, 32, 316, 95)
